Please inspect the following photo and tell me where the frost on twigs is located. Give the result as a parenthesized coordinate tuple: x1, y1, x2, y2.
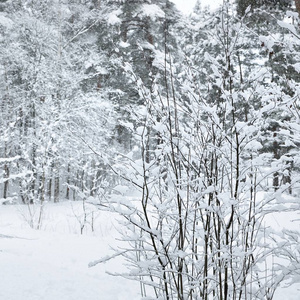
(89, 4, 300, 299)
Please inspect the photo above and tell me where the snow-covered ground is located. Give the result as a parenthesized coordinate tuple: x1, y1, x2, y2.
(0, 202, 140, 300)
(0, 201, 299, 300)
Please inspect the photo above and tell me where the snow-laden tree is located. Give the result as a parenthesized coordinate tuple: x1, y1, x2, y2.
(94, 0, 182, 151)
(236, 0, 292, 16)
(90, 2, 300, 299)
(0, 0, 116, 205)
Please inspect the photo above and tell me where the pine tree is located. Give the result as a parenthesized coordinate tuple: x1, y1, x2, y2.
(95, 0, 181, 151)
(236, 0, 292, 15)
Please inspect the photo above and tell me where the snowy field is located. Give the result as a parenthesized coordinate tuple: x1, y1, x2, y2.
(0, 202, 140, 300)
(0, 201, 299, 300)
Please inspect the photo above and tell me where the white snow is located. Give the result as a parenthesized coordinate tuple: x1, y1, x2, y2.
(107, 9, 122, 26)
(0, 171, 33, 184)
(278, 20, 297, 35)
(293, 62, 300, 73)
(0, 202, 140, 300)
(259, 35, 275, 52)
(139, 4, 165, 20)
(0, 201, 299, 299)
(0, 156, 20, 164)
(119, 41, 130, 48)
(0, 14, 13, 28)
(171, 0, 223, 14)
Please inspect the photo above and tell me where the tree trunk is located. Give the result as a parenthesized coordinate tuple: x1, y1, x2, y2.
(47, 177, 52, 201)
(3, 163, 9, 199)
(295, 0, 300, 15)
(30, 102, 37, 204)
(3, 142, 9, 199)
(30, 145, 37, 204)
(54, 175, 59, 203)
(54, 160, 60, 203)
(66, 163, 70, 199)
(272, 130, 280, 191)
(39, 169, 45, 203)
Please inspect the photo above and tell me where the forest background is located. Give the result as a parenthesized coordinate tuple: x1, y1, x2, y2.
(1, 0, 300, 299)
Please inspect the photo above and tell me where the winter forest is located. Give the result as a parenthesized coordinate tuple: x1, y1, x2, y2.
(1, 0, 300, 299)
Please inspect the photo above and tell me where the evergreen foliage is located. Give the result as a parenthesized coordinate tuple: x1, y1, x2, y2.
(236, 0, 292, 15)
